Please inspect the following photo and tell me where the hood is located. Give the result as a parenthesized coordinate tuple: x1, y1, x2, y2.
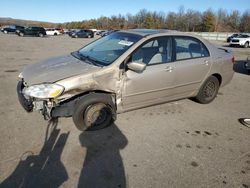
(22, 54, 101, 85)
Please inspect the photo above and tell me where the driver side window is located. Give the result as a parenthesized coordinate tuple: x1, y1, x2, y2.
(131, 37, 172, 65)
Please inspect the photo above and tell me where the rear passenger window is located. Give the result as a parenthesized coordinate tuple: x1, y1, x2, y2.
(174, 37, 209, 61)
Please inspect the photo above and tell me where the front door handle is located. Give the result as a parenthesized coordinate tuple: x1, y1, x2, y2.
(165, 66, 173, 72)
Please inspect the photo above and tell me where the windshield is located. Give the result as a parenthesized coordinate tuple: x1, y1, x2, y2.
(78, 32, 142, 66)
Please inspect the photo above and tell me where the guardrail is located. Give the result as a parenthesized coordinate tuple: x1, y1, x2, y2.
(188, 32, 250, 41)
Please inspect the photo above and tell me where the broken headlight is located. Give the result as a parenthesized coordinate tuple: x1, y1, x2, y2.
(24, 84, 64, 99)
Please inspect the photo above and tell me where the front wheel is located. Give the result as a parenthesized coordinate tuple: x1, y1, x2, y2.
(244, 42, 249, 48)
(194, 76, 220, 104)
(19, 32, 24, 37)
(72, 93, 116, 131)
(3, 30, 8, 34)
(38, 33, 44, 37)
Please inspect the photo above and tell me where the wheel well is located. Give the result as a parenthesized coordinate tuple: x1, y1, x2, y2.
(63, 90, 116, 107)
(79, 90, 115, 98)
(51, 90, 116, 118)
(212, 73, 222, 85)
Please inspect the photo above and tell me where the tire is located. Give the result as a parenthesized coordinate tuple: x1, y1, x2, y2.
(72, 93, 116, 131)
(54, 33, 57, 36)
(87, 34, 91, 38)
(19, 32, 24, 37)
(194, 76, 220, 104)
(38, 33, 44, 37)
(75, 35, 78, 38)
(244, 42, 249, 48)
(3, 30, 8, 34)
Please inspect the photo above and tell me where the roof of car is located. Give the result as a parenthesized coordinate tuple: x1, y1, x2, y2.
(120, 29, 175, 36)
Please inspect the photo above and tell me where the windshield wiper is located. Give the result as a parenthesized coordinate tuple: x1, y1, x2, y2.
(86, 56, 105, 66)
(71, 51, 103, 67)
(78, 52, 104, 67)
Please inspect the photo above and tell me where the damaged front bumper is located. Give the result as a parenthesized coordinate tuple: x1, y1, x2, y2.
(17, 80, 76, 120)
(17, 81, 33, 112)
(17, 80, 55, 119)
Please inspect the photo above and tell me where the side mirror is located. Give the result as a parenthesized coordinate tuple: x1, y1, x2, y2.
(127, 61, 146, 73)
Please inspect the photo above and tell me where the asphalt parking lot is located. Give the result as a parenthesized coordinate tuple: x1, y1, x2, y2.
(0, 33, 249, 188)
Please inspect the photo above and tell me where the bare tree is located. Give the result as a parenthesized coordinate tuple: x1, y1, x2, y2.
(201, 9, 216, 32)
(227, 10, 240, 31)
(165, 12, 177, 30)
(239, 9, 250, 32)
(58, 7, 250, 32)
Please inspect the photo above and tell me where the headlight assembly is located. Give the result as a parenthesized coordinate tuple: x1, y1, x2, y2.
(24, 84, 64, 99)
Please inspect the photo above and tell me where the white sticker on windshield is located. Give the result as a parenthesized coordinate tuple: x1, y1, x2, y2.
(118, 40, 134, 46)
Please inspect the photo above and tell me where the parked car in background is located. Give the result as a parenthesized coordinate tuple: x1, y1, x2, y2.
(17, 29, 234, 132)
(101, 30, 119, 37)
(55, 28, 64, 34)
(71, 29, 94, 38)
(17, 26, 46, 37)
(1, 25, 24, 34)
(63, 29, 71, 34)
(63, 29, 69, 34)
(45, 28, 61, 36)
(68, 29, 81, 36)
(96, 30, 107, 35)
(230, 34, 250, 48)
(227, 33, 241, 42)
(89, 29, 97, 33)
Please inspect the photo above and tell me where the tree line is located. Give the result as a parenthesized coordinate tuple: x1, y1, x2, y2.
(63, 7, 250, 32)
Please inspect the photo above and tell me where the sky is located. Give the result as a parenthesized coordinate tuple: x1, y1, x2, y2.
(1, 0, 249, 23)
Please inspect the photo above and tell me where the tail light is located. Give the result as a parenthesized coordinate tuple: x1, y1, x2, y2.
(231, 56, 235, 64)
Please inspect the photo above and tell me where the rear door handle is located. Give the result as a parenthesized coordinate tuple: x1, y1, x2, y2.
(165, 66, 173, 72)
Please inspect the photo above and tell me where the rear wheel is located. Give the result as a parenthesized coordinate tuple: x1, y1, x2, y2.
(54, 33, 57, 36)
(194, 76, 220, 104)
(87, 34, 91, 38)
(3, 30, 8, 34)
(19, 32, 24, 37)
(72, 93, 116, 131)
(244, 42, 249, 48)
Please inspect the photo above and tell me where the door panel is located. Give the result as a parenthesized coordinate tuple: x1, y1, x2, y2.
(122, 62, 176, 109)
(121, 36, 175, 110)
(173, 57, 211, 96)
(173, 36, 211, 97)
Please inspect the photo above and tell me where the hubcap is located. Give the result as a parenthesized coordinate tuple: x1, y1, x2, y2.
(85, 103, 110, 127)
